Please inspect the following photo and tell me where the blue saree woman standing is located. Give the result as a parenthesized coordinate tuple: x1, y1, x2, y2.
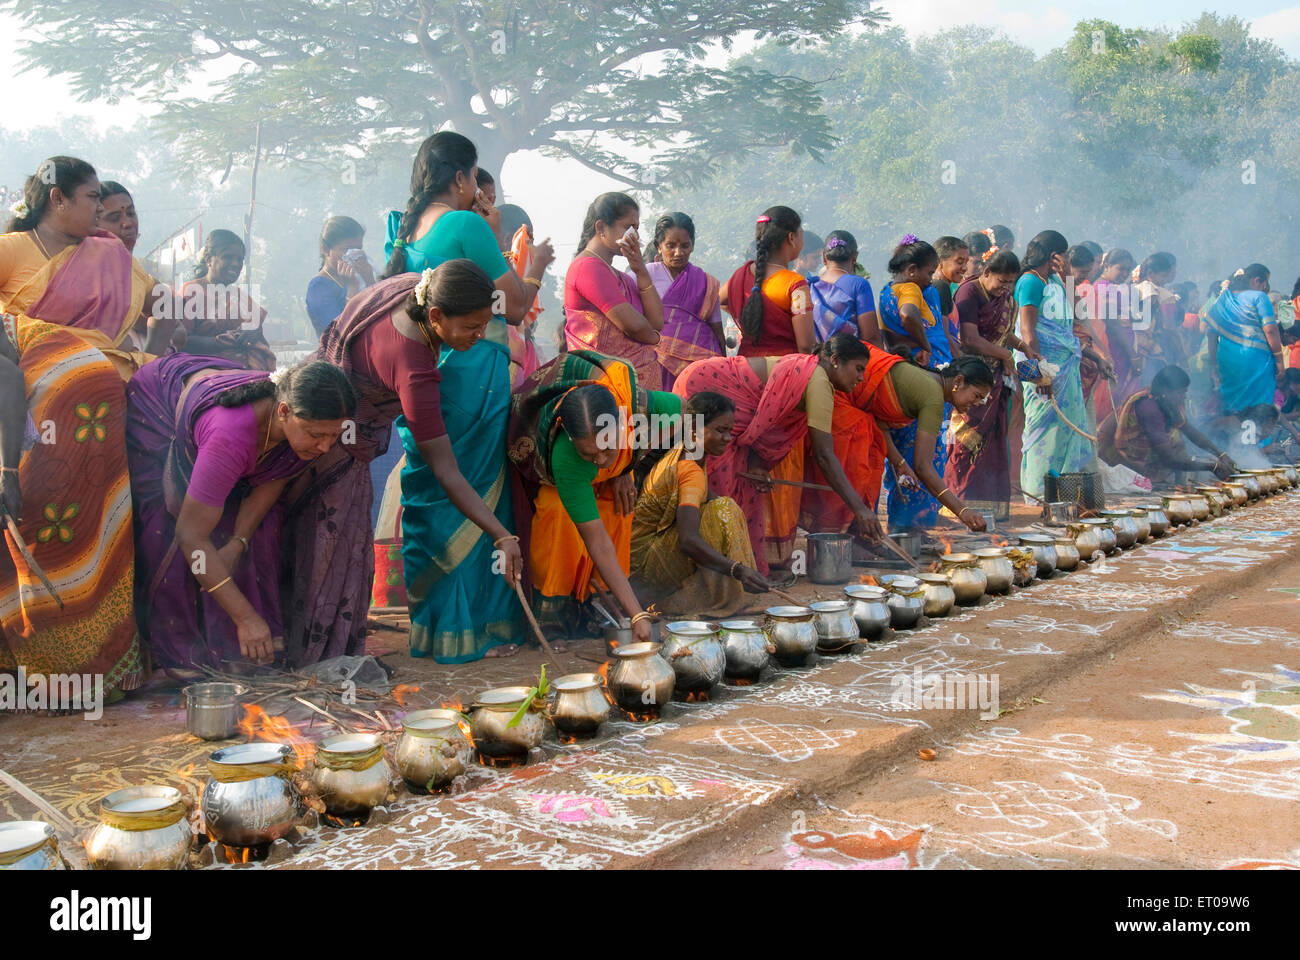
(1204, 264, 1282, 413)
(382, 132, 553, 661)
(1013, 230, 1094, 500)
(877, 237, 954, 530)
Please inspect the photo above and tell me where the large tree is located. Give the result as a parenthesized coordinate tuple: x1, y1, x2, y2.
(4, 0, 886, 186)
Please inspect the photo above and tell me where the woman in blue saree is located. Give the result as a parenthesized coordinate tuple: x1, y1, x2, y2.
(382, 132, 554, 661)
(1014, 230, 1094, 500)
(1205, 264, 1282, 413)
(877, 236, 954, 530)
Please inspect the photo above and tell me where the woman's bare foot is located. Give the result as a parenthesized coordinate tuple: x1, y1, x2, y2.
(484, 644, 521, 659)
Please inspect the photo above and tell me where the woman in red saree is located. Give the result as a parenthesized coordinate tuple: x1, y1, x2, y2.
(673, 334, 879, 575)
(724, 206, 815, 357)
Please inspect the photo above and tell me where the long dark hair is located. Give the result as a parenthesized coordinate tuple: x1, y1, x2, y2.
(6, 156, 97, 232)
(740, 205, 801, 340)
(319, 215, 365, 266)
(815, 332, 871, 363)
(383, 131, 478, 278)
(556, 384, 619, 442)
(194, 229, 244, 280)
(100, 180, 131, 203)
(407, 258, 497, 328)
(887, 237, 938, 274)
(1227, 263, 1270, 292)
(216, 360, 357, 420)
(963, 230, 993, 261)
(938, 354, 996, 388)
(822, 229, 858, 265)
(646, 211, 695, 262)
(578, 192, 639, 250)
(1137, 251, 1177, 282)
(1021, 230, 1069, 277)
(684, 390, 734, 422)
(1102, 247, 1134, 273)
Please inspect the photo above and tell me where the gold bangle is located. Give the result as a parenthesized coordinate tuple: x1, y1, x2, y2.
(630, 611, 651, 626)
(729, 561, 742, 579)
(232, 535, 250, 552)
(493, 534, 519, 547)
(958, 507, 972, 517)
(937, 487, 951, 499)
(0, 466, 18, 474)
(205, 576, 233, 594)
(523, 276, 542, 288)
(638, 284, 654, 293)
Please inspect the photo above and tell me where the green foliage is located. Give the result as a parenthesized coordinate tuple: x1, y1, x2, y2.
(661, 17, 1300, 291)
(2, 0, 886, 187)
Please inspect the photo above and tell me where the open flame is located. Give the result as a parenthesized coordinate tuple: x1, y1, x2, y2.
(989, 534, 1010, 548)
(858, 573, 878, 585)
(731, 678, 754, 687)
(594, 662, 616, 706)
(391, 683, 419, 707)
(239, 704, 315, 767)
(935, 533, 955, 555)
(440, 699, 474, 742)
(683, 690, 710, 703)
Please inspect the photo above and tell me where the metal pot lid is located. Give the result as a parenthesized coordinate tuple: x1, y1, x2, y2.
(318, 733, 383, 754)
(843, 584, 888, 599)
(940, 552, 980, 563)
(612, 641, 662, 658)
(807, 532, 852, 543)
(209, 742, 293, 766)
(0, 821, 55, 856)
(552, 673, 603, 691)
(765, 605, 813, 618)
(918, 573, 951, 584)
(1018, 533, 1055, 543)
(101, 785, 182, 814)
(402, 715, 458, 734)
(719, 619, 762, 630)
(474, 686, 536, 707)
(973, 547, 1009, 556)
(810, 600, 853, 612)
(665, 620, 719, 636)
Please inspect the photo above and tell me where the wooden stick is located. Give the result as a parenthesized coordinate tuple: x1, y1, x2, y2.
(770, 587, 806, 607)
(2, 508, 64, 609)
(292, 696, 354, 732)
(740, 472, 834, 492)
(0, 768, 87, 869)
(878, 535, 922, 569)
(513, 581, 567, 674)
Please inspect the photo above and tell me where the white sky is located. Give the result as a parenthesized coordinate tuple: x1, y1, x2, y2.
(2, 3, 1298, 270)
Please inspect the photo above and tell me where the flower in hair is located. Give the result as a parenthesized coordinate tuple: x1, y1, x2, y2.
(826, 237, 847, 249)
(900, 233, 919, 246)
(413, 267, 436, 307)
(756, 215, 771, 224)
(9, 199, 29, 219)
(392, 238, 406, 250)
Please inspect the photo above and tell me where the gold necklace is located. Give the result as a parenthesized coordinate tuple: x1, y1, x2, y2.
(257, 405, 275, 462)
(29, 229, 53, 260)
(320, 268, 345, 290)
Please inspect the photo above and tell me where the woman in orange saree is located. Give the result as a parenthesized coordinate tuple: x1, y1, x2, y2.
(509, 350, 679, 642)
(0, 156, 157, 380)
(1, 311, 143, 703)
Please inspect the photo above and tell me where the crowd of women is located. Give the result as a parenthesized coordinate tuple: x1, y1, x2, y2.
(2, 140, 1297, 707)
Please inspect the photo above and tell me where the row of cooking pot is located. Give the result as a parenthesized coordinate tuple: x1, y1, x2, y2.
(12, 469, 1295, 869)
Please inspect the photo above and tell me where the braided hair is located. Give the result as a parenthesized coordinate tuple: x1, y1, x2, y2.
(383, 131, 478, 278)
(215, 360, 357, 420)
(739, 205, 801, 341)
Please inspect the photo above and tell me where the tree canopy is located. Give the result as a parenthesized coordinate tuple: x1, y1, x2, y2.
(3, 0, 886, 187)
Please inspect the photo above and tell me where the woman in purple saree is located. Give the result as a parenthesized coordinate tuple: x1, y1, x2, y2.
(643, 212, 724, 387)
(126, 354, 355, 674)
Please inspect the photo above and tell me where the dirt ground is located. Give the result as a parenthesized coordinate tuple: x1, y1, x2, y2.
(3, 492, 1298, 870)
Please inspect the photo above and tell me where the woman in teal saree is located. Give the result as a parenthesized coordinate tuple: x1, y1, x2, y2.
(382, 132, 553, 662)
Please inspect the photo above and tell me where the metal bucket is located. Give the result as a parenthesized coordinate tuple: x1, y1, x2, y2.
(806, 533, 853, 584)
(183, 683, 248, 741)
